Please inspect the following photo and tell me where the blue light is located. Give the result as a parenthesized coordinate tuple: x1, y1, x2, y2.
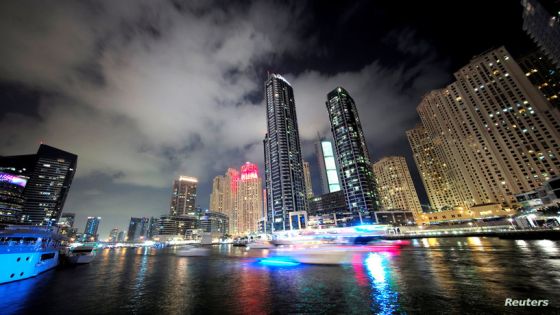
(353, 224, 385, 233)
(258, 258, 300, 267)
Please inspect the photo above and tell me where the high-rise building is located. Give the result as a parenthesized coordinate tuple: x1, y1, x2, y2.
(199, 211, 229, 235)
(209, 175, 226, 214)
(117, 231, 125, 242)
(224, 168, 239, 234)
(521, 0, 560, 67)
(315, 137, 341, 194)
(127, 217, 149, 242)
(147, 216, 159, 240)
(408, 47, 560, 211)
(303, 160, 313, 198)
(109, 228, 119, 242)
(263, 73, 308, 232)
(0, 172, 27, 224)
(58, 213, 75, 228)
(0, 144, 77, 225)
(373, 156, 423, 220)
(170, 176, 198, 216)
(84, 217, 101, 241)
(157, 215, 198, 240)
(326, 87, 380, 224)
(518, 50, 560, 109)
(237, 162, 262, 235)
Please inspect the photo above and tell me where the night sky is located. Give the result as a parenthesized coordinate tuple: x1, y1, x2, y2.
(0, 0, 536, 238)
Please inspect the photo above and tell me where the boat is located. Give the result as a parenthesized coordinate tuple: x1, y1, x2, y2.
(66, 245, 97, 264)
(246, 240, 274, 249)
(176, 245, 210, 257)
(232, 238, 248, 247)
(272, 245, 353, 265)
(0, 225, 63, 284)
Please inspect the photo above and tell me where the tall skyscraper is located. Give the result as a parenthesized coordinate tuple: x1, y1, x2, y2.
(518, 51, 560, 109)
(326, 87, 380, 224)
(0, 144, 77, 225)
(109, 228, 119, 242)
(263, 73, 308, 231)
(209, 175, 226, 214)
(408, 47, 560, 210)
(373, 156, 423, 220)
(406, 125, 458, 211)
(237, 162, 263, 235)
(521, 0, 560, 67)
(225, 168, 239, 234)
(303, 160, 313, 198)
(84, 217, 101, 241)
(170, 176, 198, 216)
(315, 137, 341, 194)
(147, 216, 159, 239)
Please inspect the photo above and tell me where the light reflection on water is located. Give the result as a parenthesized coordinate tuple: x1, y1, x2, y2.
(2, 238, 560, 314)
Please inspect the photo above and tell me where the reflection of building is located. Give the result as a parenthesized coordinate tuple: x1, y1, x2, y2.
(264, 73, 308, 232)
(303, 161, 313, 198)
(408, 47, 560, 212)
(199, 211, 229, 235)
(0, 144, 77, 225)
(315, 138, 341, 194)
(84, 217, 101, 241)
(170, 176, 198, 216)
(521, 0, 560, 67)
(0, 172, 28, 223)
(127, 217, 149, 242)
(326, 87, 380, 224)
(373, 156, 423, 221)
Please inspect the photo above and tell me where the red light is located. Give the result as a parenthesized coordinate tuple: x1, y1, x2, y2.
(240, 162, 258, 181)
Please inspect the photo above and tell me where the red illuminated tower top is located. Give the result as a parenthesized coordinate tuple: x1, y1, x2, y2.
(240, 162, 258, 181)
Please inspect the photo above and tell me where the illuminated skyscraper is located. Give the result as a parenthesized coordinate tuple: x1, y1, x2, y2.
(326, 87, 380, 224)
(237, 162, 262, 234)
(315, 137, 341, 194)
(84, 216, 101, 241)
(408, 47, 560, 210)
(263, 73, 308, 231)
(225, 168, 239, 234)
(170, 176, 198, 216)
(373, 156, 423, 220)
(0, 144, 77, 225)
(303, 160, 313, 198)
(127, 217, 149, 242)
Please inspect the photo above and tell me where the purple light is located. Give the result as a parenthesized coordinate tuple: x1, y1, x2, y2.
(0, 172, 27, 188)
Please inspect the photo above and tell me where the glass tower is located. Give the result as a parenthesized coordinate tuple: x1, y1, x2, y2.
(315, 138, 341, 194)
(326, 87, 380, 224)
(263, 73, 308, 232)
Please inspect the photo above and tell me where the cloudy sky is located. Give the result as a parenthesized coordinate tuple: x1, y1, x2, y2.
(0, 0, 534, 237)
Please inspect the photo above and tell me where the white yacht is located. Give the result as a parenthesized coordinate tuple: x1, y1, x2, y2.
(66, 245, 97, 264)
(0, 226, 62, 284)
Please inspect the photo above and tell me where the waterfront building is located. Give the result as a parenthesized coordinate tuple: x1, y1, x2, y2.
(315, 137, 341, 194)
(521, 0, 560, 67)
(84, 217, 101, 241)
(408, 47, 560, 211)
(199, 211, 229, 235)
(127, 217, 149, 242)
(225, 168, 239, 234)
(147, 216, 159, 239)
(0, 144, 77, 225)
(170, 176, 198, 216)
(157, 215, 199, 240)
(0, 172, 27, 224)
(263, 73, 308, 232)
(326, 87, 380, 224)
(209, 175, 226, 214)
(117, 231, 125, 242)
(373, 210, 416, 226)
(237, 162, 262, 235)
(517, 50, 560, 109)
(303, 160, 313, 198)
(373, 156, 423, 221)
(109, 228, 119, 242)
(307, 190, 354, 227)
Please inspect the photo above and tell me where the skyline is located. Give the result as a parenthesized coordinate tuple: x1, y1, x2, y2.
(0, 1, 538, 236)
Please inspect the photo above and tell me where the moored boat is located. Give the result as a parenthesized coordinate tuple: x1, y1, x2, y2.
(66, 245, 97, 264)
(0, 226, 62, 284)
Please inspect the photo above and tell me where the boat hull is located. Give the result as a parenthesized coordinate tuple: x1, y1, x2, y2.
(0, 250, 58, 284)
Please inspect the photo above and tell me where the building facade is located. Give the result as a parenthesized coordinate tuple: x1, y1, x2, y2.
(518, 50, 560, 109)
(373, 156, 423, 220)
(521, 0, 560, 67)
(408, 47, 560, 211)
(303, 160, 313, 198)
(263, 73, 308, 232)
(0, 144, 77, 226)
(237, 162, 262, 235)
(84, 217, 101, 241)
(127, 217, 149, 242)
(199, 211, 229, 235)
(0, 172, 27, 224)
(315, 137, 341, 194)
(326, 87, 380, 224)
(209, 175, 226, 214)
(170, 176, 198, 216)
